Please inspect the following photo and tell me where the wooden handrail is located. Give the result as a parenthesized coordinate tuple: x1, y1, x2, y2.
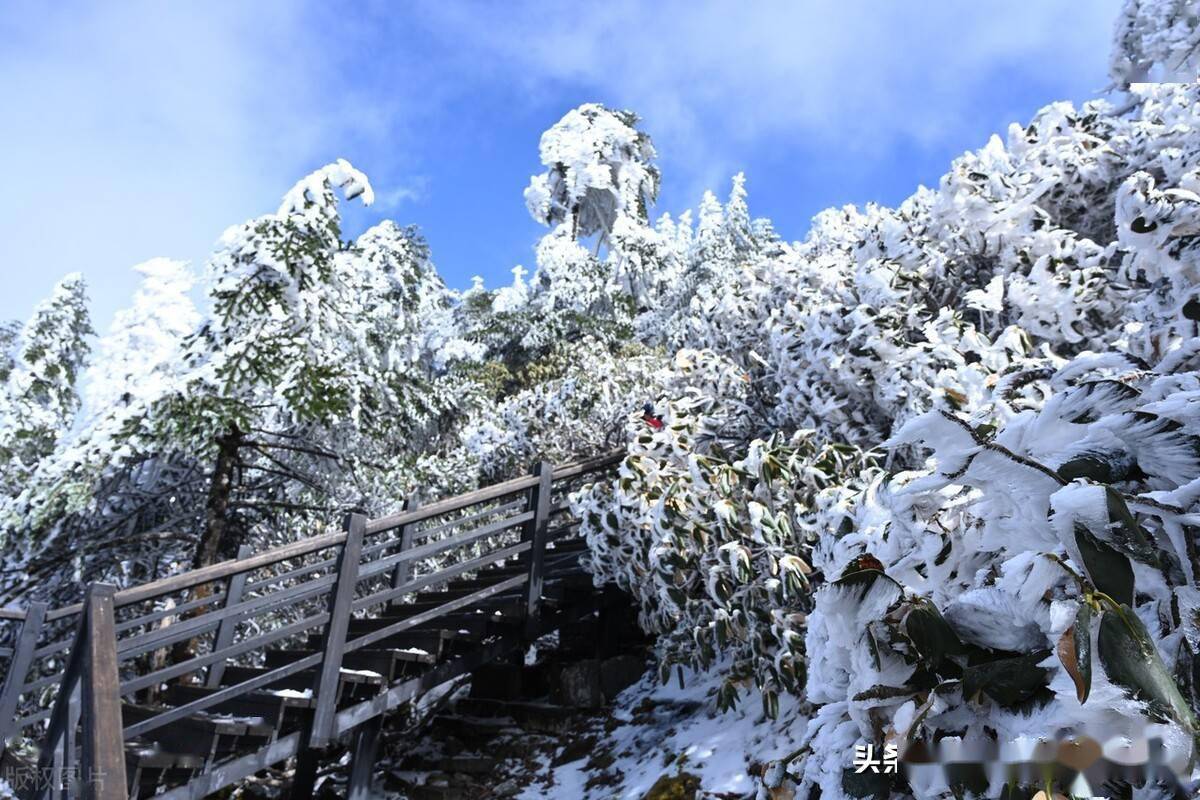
(21, 449, 621, 624)
(0, 448, 624, 787)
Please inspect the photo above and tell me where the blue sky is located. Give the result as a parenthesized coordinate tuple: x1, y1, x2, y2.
(0, 0, 1122, 332)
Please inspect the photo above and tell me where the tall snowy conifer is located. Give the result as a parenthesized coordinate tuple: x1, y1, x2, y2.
(159, 159, 380, 570)
(0, 275, 92, 500)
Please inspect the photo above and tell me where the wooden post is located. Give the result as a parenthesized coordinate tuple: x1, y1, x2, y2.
(79, 583, 128, 800)
(388, 497, 418, 607)
(35, 615, 85, 800)
(345, 714, 383, 800)
(308, 513, 366, 747)
(290, 748, 319, 800)
(0, 602, 46, 757)
(205, 545, 253, 688)
(522, 462, 553, 636)
(52, 685, 80, 800)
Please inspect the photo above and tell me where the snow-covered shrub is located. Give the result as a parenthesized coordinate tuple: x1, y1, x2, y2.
(1110, 0, 1200, 87)
(790, 346, 1200, 797)
(573, 348, 877, 713)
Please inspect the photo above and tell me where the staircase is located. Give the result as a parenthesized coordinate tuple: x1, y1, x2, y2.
(0, 453, 624, 800)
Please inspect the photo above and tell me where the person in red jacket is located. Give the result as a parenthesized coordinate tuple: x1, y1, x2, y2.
(642, 402, 664, 430)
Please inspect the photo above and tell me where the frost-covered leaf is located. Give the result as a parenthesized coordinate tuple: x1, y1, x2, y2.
(904, 598, 967, 670)
(1056, 602, 1092, 704)
(1098, 604, 1198, 738)
(1075, 524, 1135, 607)
(961, 650, 1051, 708)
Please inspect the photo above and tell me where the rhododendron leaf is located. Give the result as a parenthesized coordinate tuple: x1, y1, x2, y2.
(1098, 604, 1198, 738)
(1057, 602, 1092, 704)
(1074, 524, 1134, 607)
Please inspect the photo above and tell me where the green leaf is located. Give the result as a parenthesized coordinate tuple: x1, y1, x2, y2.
(1098, 604, 1198, 737)
(835, 553, 901, 594)
(1074, 523, 1135, 607)
(1104, 488, 1159, 567)
(865, 627, 883, 672)
(1057, 452, 1131, 483)
(962, 650, 1051, 708)
(905, 599, 968, 670)
(852, 685, 916, 702)
(1057, 602, 1092, 703)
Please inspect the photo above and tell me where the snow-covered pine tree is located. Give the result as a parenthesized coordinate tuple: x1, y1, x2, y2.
(154, 159, 431, 572)
(0, 320, 19, 385)
(0, 260, 205, 601)
(0, 275, 92, 504)
(517, 104, 664, 354)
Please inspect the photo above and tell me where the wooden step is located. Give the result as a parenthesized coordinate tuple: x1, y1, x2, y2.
(410, 613, 522, 638)
(412, 585, 524, 605)
(393, 597, 525, 620)
(125, 743, 205, 800)
(453, 698, 580, 734)
(218, 664, 383, 704)
(427, 713, 523, 742)
(307, 627, 460, 656)
(121, 703, 273, 761)
(450, 572, 593, 594)
(264, 648, 399, 682)
(470, 551, 583, 580)
(164, 684, 313, 733)
(398, 754, 499, 775)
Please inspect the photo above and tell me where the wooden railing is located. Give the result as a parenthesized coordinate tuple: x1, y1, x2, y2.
(0, 451, 623, 800)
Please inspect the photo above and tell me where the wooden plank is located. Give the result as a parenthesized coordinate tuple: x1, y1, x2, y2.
(31, 637, 73, 660)
(364, 475, 540, 536)
(242, 554, 338, 594)
(308, 513, 366, 746)
(118, 611, 330, 695)
(409, 499, 525, 544)
(115, 572, 337, 660)
(44, 531, 347, 622)
(35, 606, 87, 783)
(359, 511, 533, 578)
(345, 573, 527, 653)
(205, 545, 253, 688)
(114, 590, 226, 635)
(389, 497, 418, 597)
(523, 462, 554, 633)
(12, 707, 51, 731)
(0, 601, 46, 754)
(79, 583, 128, 800)
(346, 714, 383, 800)
(549, 450, 623, 482)
(351, 540, 532, 615)
(51, 686, 78, 800)
(153, 730, 302, 800)
(123, 652, 322, 740)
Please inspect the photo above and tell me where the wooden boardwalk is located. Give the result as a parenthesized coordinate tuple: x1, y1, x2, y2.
(0, 452, 623, 800)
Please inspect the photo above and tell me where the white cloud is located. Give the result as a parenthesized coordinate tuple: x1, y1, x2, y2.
(0, 0, 1126, 329)
(373, 177, 431, 211)
(412, 0, 1123, 197)
(0, 1, 393, 328)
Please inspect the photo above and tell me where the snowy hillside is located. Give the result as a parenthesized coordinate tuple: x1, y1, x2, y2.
(2, 1, 1200, 797)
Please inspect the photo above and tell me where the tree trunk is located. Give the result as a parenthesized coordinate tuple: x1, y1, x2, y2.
(170, 426, 241, 674)
(194, 426, 241, 569)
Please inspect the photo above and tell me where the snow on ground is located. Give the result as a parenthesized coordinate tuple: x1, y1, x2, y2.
(519, 661, 806, 798)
